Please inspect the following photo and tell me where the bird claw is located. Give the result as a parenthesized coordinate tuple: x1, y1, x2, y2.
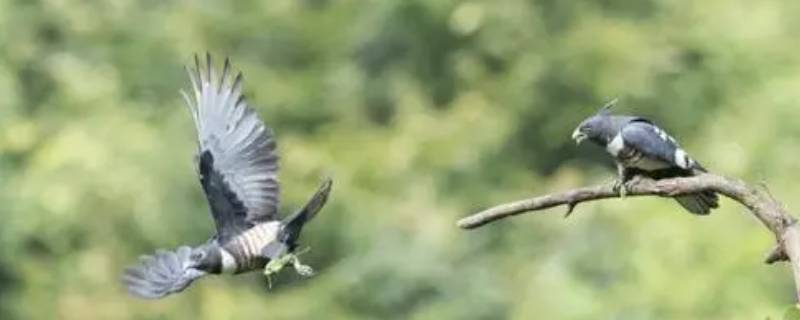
(612, 179, 629, 198)
(613, 176, 643, 198)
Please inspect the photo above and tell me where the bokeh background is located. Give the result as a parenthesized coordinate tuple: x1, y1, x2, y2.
(2, 0, 800, 319)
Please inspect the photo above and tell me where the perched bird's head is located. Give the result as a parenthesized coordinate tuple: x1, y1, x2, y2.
(572, 99, 618, 146)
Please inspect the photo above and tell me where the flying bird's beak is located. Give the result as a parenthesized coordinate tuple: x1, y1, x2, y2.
(572, 128, 587, 145)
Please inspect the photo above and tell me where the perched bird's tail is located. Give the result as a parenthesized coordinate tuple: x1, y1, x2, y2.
(280, 178, 333, 250)
(674, 166, 719, 215)
(675, 191, 718, 215)
(122, 246, 208, 299)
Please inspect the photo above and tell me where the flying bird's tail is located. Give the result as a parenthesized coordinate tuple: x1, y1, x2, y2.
(279, 178, 333, 250)
(122, 246, 207, 299)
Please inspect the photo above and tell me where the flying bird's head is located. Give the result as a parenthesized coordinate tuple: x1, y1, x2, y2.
(123, 245, 216, 299)
(572, 98, 618, 146)
(192, 244, 224, 273)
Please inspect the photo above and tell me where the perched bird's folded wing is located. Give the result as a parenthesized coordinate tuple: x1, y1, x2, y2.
(621, 120, 717, 215)
(620, 120, 700, 171)
(182, 53, 280, 241)
(122, 246, 207, 299)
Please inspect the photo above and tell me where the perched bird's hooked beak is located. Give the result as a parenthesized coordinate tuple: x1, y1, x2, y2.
(572, 128, 588, 145)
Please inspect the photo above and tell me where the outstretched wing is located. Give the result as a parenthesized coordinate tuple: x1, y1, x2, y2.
(620, 120, 703, 172)
(182, 54, 280, 241)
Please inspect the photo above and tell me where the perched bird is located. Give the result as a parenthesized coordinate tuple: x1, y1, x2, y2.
(571, 99, 718, 215)
(122, 54, 333, 299)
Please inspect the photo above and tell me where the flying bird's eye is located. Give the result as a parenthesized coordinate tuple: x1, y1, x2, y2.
(191, 251, 205, 261)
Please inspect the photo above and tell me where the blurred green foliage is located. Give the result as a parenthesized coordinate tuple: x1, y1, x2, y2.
(2, 0, 800, 319)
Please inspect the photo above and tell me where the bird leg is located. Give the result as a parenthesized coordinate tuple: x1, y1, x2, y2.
(613, 164, 636, 198)
(613, 166, 647, 199)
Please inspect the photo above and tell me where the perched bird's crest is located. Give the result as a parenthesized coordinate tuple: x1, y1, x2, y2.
(597, 98, 619, 115)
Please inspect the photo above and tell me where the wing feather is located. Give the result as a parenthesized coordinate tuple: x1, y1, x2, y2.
(620, 120, 698, 170)
(621, 120, 718, 215)
(183, 54, 280, 241)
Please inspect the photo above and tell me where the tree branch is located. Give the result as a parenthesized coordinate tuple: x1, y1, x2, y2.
(457, 173, 800, 301)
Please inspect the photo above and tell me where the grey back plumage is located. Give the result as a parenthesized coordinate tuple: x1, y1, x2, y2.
(182, 54, 281, 242)
(619, 120, 700, 171)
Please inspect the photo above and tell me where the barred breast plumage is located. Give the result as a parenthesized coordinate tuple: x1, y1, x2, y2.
(220, 221, 282, 273)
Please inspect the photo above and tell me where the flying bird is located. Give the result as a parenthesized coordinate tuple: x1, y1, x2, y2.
(122, 54, 333, 299)
(571, 99, 718, 215)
